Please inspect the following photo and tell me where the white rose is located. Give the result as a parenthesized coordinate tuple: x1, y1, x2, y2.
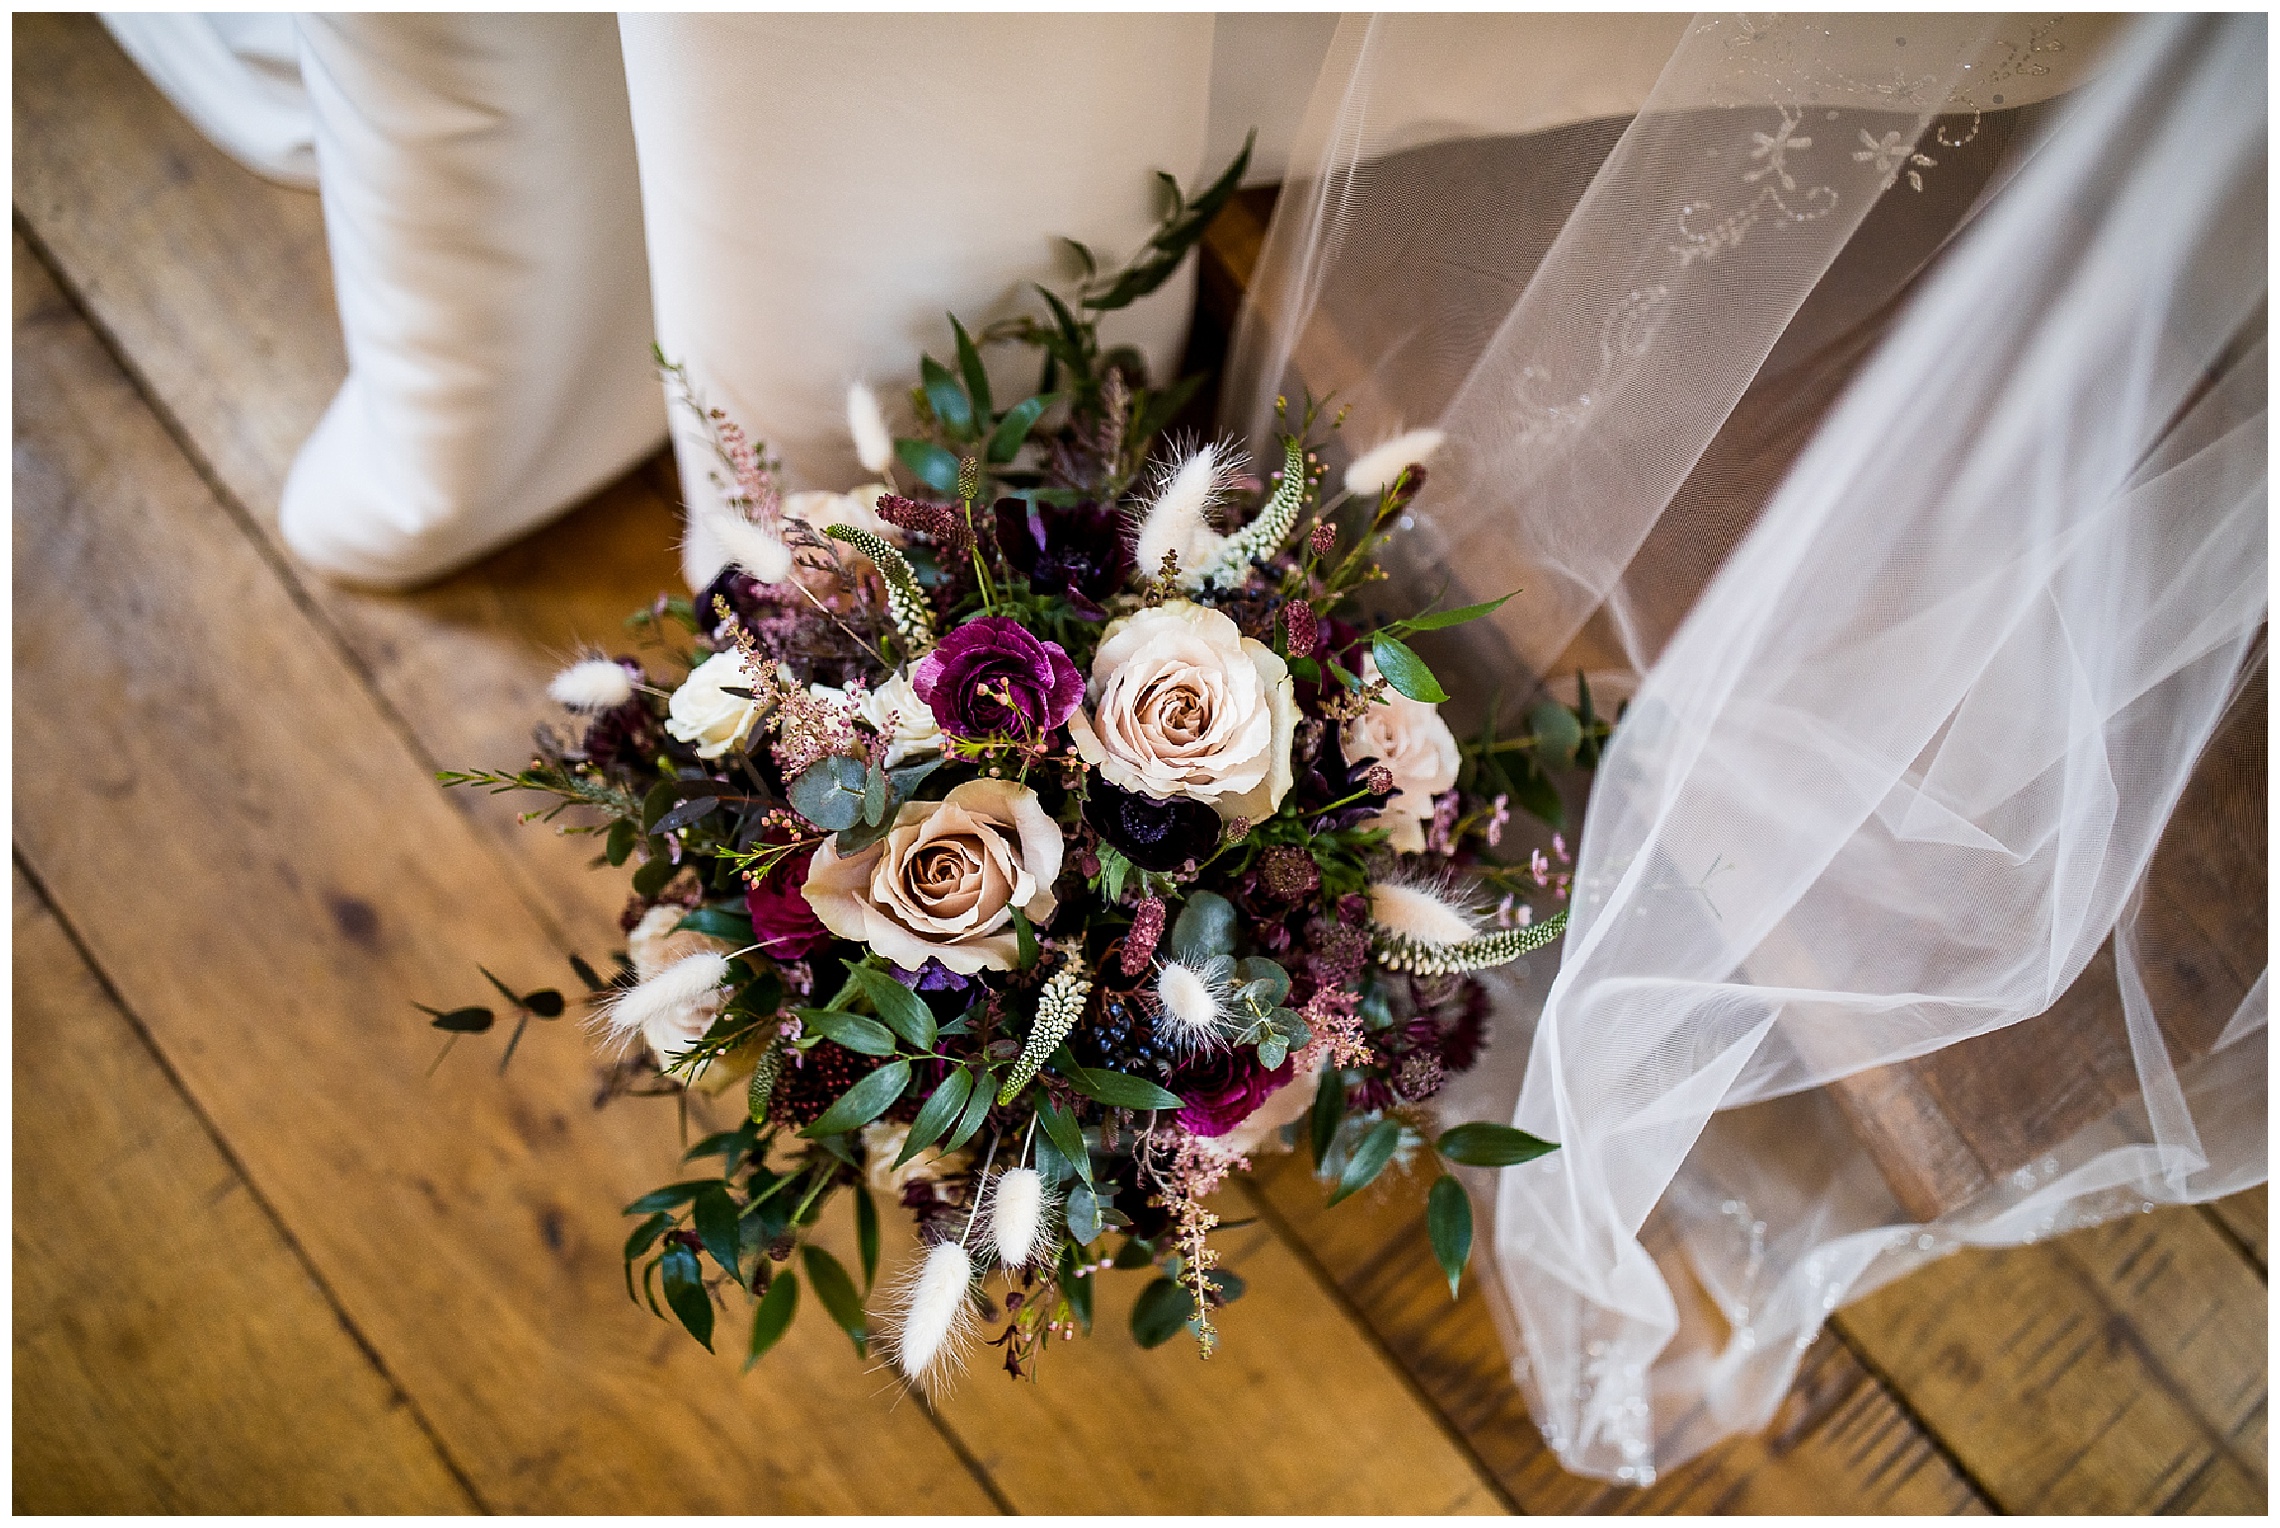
(855, 670, 943, 768)
(665, 648, 764, 759)
(1066, 601, 1297, 822)
(802, 778, 1063, 975)
(1342, 653, 1460, 853)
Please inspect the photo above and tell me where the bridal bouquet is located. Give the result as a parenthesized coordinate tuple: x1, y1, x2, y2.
(427, 146, 1597, 1392)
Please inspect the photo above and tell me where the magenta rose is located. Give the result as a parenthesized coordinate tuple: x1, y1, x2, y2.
(746, 850, 834, 959)
(912, 615, 1082, 741)
(1169, 1047, 1296, 1138)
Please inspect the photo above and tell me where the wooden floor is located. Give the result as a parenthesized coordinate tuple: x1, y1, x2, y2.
(11, 15, 2267, 1514)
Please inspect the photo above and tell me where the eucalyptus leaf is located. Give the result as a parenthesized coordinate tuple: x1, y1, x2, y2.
(1065, 1183, 1103, 1246)
(1256, 1035, 1287, 1071)
(886, 757, 944, 800)
(630, 848, 676, 897)
(1530, 698, 1584, 769)
(788, 756, 868, 833)
(1168, 891, 1237, 963)
(1232, 957, 1290, 1007)
(605, 817, 636, 866)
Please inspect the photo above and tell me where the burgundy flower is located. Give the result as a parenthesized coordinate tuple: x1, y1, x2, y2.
(746, 850, 835, 960)
(1083, 778, 1221, 873)
(912, 615, 1083, 740)
(1170, 1046, 1295, 1138)
(994, 498, 1132, 603)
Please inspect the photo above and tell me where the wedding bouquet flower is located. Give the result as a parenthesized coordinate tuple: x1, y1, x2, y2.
(429, 147, 1600, 1392)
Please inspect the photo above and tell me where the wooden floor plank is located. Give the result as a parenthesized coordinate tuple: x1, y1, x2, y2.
(11, 37, 1506, 1507)
(2208, 1185, 2268, 1272)
(11, 867, 479, 1514)
(1250, 1153, 1990, 1514)
(12, 234, 1001, 1515)
(1837, 1207, 2267, 1514)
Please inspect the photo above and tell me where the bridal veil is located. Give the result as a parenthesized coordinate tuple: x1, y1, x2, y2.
(1228, 12, 2266, 1480)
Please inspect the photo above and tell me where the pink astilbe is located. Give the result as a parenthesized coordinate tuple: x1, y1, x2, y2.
(713, 412, 781, 525)
(1141, 1128, 1248, 1359)
(1290, 987, 1370, 1074)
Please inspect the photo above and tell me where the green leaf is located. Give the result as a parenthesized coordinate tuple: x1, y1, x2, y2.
(1130, 1277, 1197, 1348)
(1065, 1182, 1103, 1246)
(623, 1210, 672, 1266)
(1059, 1241, 1096, 1332)
(745, 1269, 798, 1370)
(1256, 1035, 1287, 1071)
(1035, 1094, 1092, 1186)
(800, 1059, 912, 1138)
(897, 1066, 974, 1166)
(640, 780, 680, 832)
(861, 762, 888, 827)
(675, 904, 756, 942)
(419, 1004, 494, 1034)
(1329, 1117, 1403, 1206)
(1529, 698, 1583, 769)
(653, 794, 721, 835)
(682, 1127, 750, 1164)
(1506, 752, 1566, 831)
(886, 757, 944, 801)
(1427, 1174, 1473, 1299)
(943, 1065, 996, 1153)
(853, 1184, 880, 1292)
(1085, 132, 1254, 314)
(1371, 634, 1449, 704)
(797, 1007, 897, 1057)
(605, 817, 636, 866)
(895, 438, 962, 496)
(1011, 906, 1041, 971)
(848, 966, 935, 1052)
(694, 1185, 745, 1287)
(1167, 891, 1237, 963)
(623, 1179, 723, 1215)
(986, 393, 1050, 465)
(1096, 841, 1132, 907)
(1433, 1122, 1559, 1168)
(1288, 654, 1322, 685)
(788, 756, 868, 833)
(950, 314, 994, 423)
(1233, 957, 1290, 1008)
(1398, 591, 1516, 632)
(660, 1242, 715, 1351)
(1309, 1067, 1346, 1170)
(919, 354, 974, 438)
(630, 848, 676, 897)
(801, 1245, 868, 1356)
(1061, 1065, 1183, 1113)
(1113, 1236, 1156, 1270)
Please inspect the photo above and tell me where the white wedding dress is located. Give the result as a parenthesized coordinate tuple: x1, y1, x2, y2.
(116, 11, 2266, 1483)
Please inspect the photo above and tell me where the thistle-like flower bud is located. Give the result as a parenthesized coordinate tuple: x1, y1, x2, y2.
(1282, 599, 1320, 658)
(1121, 895, 1166, 977)
(1310, 521, 1337, 556)
(1365, 764, 1396, 796)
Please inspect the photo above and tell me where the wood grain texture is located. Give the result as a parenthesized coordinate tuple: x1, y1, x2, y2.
(1249, 1153, 1990, 1514)
(12, 235, 1001, 1514)
(12, 868, 478, 1514)
(2209, 1185, 2267, 1271)
(1839, 1205, 2267, 1513)
(12, 21, 1510, 1511)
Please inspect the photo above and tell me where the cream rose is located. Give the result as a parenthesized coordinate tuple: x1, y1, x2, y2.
(624, 904, 734, 1065)
(850, 670, 942, 768)
(785, 484, 898, 542)
(802, 778, 1062, 974)
(665, 648, 763, 759)
(859, 1121, 971, 1196)
(1342, 653, 1460, 853)
(1066, 601, 1297, 822)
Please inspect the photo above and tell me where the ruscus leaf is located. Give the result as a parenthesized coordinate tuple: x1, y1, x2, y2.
(745, 1269, 799, 1370)
(660, 1243, 715, 1351)
(799, 1059, 912, 1138)
(1329, 1117, 1403, 1206)
(1433, 1122, 1559, 1168)
(1371, 634, 1449, 704)
(848, 966, 936, 1052)
(801, 1245, 869, 1356)
(1427, 1174, 1474, 1299)
(1130, 1277, 1198, 1348)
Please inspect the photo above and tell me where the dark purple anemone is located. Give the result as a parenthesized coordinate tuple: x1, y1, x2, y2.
(993, 498, 1132, 605)
(912, 615, 1083, 740)
(1083, 779, 1222, 872)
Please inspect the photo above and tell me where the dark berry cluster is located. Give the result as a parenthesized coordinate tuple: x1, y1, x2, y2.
(1073, 991, 1184, 1078)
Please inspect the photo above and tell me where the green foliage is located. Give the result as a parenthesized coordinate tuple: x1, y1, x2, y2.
(1427, 1175, 1473, 1299)
(1329, 1117, 1403, 1206)
(1059, 1062, 1183, 1112)
(898, 1067, 974, 1165)
(797, 1006, 896, 1057)
(853, 1185, 880, 1293)
(802, 1245, 869, 1357)
(746, 1270, 799, 1370)
(1167, 891, 1237, 963)
(1370, 633, 1449, 704)
(660, 1242, 714, 1351)
(845, 965, 936, 1051)
(1130, 1276, 1197, 1348)
(800, 1059, 912, 1138)
(1309, 1066, 1347, 1169)
(1433, 1122, 1559, 1168)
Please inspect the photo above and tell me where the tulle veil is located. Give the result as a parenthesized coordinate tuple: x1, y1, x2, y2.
(1221, 12, 2266, 1480)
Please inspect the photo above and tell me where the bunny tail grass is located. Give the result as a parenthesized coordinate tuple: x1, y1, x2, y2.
(887, 1240, 978, 1395)
(989, 1166, 1054, 1269)
(547, 657, 635, 711)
